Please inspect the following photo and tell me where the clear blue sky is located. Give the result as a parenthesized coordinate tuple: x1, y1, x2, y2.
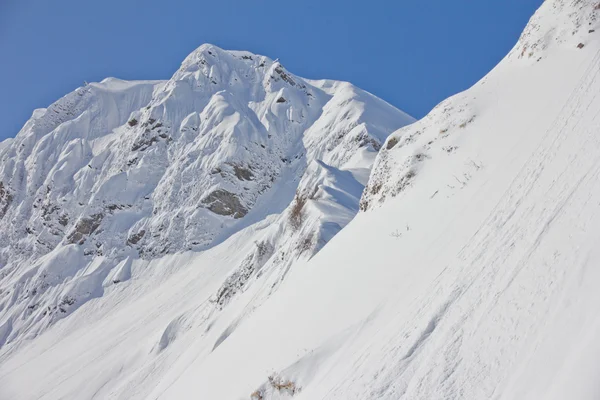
(0, 0, 543, 141)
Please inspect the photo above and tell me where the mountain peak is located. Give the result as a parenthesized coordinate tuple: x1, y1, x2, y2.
(0, 43, 413, 347)
(6, 2, 600, 399)
(176, 43, 275, 80)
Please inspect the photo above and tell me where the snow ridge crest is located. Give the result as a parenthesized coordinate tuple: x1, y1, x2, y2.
(0, 44, 413, 346)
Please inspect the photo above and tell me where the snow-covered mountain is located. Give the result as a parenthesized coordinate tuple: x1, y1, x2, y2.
(3, 0, 600, 399)
(0, 45, 413, 348)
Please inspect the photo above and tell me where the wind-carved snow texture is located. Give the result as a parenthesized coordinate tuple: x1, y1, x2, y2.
(0, 44, 413, 349)
(3, 1, 600, 399)
(362, 0, 600, 210)
(510, 0, 600, 61)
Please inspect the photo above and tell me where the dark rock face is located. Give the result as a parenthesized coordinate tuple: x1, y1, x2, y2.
(386, 137, 399, 150)
(0, 182, 12, 220)
(232, 165, 254, 181)
(127, 230, 146, 245)
(202, 190, 248, 219)
(274, 66, 297, 86)
(68, 213, 104, 244)
(58, 214, 69, 226)
(131, 135, 159, 151)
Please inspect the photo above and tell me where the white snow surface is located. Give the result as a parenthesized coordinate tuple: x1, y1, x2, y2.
(0, 44, 413, 351)
(2, 1, 600, 399)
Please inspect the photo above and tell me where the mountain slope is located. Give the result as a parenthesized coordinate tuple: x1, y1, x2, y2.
(0, 45, 413, 351)
(178, 1, 600, 398)
(2, 1, 600, 399)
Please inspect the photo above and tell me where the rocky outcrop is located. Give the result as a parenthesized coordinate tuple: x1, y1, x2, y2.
(67, 213, 104, 244)
(0, 182, 12, 220)
(0, 44, 414, 345)
(202, 190, 248, 219)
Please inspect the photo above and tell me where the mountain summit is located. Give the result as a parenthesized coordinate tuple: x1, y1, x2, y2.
(3, 1, 600, 399)
(0, 44, 413, 346)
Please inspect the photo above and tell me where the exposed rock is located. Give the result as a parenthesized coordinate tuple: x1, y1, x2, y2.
(202, 190, 248, 219)
(386, 137, 399, 150)
(67, 213, 104, 244)
(274, 65, 297, 86)
(58, 214, 69, 226)
(132, 135, 159, 151)
(127, 230, 146, 245)
(289, 194, 306, 230)
(214, 241, 273, 308)
(106, 204, 130, 213)
(232, 164, 254, 181)
(41, 202, 60, 221)
(0, 182, 12, 220)
(0, 44, 413, 351)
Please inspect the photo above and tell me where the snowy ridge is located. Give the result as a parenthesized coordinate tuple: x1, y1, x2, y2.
(510, 0, 600, 61)
(362, 0, 600, 210)
(2, 1, 600, 399)
(168, 1, 600, 398)
(0, 44, 413, 348)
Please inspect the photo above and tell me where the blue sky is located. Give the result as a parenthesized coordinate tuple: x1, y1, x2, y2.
(0, 0, 543, 140)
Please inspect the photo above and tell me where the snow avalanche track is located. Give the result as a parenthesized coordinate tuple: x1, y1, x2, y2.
(3, 1, 600, 399)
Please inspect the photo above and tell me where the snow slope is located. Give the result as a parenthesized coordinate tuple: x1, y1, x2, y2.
(3, 0, 600, 399)
(0, 44, 413, 351)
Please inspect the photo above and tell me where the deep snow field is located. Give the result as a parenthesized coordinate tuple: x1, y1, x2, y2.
(2, 1, 600, 399)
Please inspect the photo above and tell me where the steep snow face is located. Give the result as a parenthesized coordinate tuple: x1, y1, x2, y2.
(4, 1, 599, 399)
(363, 0, 600, 210)
(202, 1, 600, 398)
(510, 0, 600, 61)
(0, 44, 413, 346)
(144, 1, 600, 398)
